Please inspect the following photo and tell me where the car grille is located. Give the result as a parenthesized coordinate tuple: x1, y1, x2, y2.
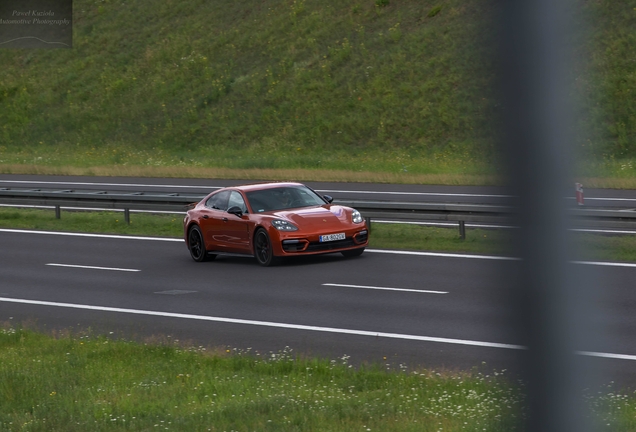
(305, 238, 357, 252)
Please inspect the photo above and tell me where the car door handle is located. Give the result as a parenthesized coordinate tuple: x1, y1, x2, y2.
(203, 215, 209, 219)
(222, 217, 228, 222)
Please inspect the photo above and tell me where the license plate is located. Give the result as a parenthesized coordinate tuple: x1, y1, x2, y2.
(319, 233, 346, 242)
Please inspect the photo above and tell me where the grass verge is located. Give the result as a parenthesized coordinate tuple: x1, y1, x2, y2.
(2, 207, 636, 262)
(0, 0, 501, 175)
(1, 327, 634, 432)
(0, 164, 501, 186)
(1, 0, 635, 182)
(5, 163, 636, 189)
(0, 327, 524, 432)
(0, 207, 510, 256)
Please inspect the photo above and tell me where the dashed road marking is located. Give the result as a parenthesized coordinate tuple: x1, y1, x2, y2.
(155, 290, 198, 295)
(46, 263, 140, 272)
(3, 229, 636, 268)
(323, 283, 448, 294)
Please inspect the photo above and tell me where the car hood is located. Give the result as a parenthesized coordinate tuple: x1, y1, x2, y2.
(271, 205, 350, 229)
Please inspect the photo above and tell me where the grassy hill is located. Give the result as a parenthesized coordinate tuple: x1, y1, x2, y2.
(0, 0, 634, 182)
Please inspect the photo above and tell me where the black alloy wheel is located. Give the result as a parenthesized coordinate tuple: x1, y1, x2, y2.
(254, 229, 278, 266)
(188, 225, 210, 262)
(341, 247, 365, 258)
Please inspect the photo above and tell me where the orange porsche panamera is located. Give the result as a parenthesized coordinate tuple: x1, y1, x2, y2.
(183, 182, 369, 266)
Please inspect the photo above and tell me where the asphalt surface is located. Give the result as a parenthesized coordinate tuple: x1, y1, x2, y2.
(3, 173, 636, 208)
(1, 228, 636, 388)
(1, 174, 636, 388)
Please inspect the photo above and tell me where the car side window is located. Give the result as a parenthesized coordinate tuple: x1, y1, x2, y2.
(228, 191, 248, 213)
(205, 190, 230, 210)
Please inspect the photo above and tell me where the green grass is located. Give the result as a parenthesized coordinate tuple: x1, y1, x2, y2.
(0, 207, 182, 238)
(0, 0, 634, 181)
(4, 207, 636, 263)
(0, 327, 525, 432)
(1, 327, 635, 431)
(370, 222, 508, 255)
(575, 233, 636, 263)
(574, 1, 636, 161)
(0, 207, 511, 256)
(0, 0, 498, 177)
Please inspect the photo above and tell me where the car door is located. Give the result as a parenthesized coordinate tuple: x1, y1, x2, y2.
(199, 190, 230, 250)
(216, 191, 252, 254)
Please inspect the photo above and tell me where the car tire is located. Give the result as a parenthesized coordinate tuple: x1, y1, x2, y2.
(254, 229, 278, 266)
(188, 225, 212, 262)
(342, 247, 365, 258)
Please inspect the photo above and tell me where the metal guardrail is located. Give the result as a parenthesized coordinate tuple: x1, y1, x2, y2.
(0, 187, 202, 223)
(341, 199, 636, 230)
(1, 187, 636, 235)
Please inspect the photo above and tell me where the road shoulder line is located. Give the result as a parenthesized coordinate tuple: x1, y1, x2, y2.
(3, 228, 636, 267)
(2, 296, 635, 362)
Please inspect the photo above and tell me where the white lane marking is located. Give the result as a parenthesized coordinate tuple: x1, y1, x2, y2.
(323, 283, 448, 294)
(572, 228, 636, 235)
(0, 229, 184, 242)
(0, 180, 219, 190)
(155, 290, 198, 295)
(573, 197, 636, 203)
(366, 248, 519, 261)
(576, 350, 636, 362)
(46, 263, 140, 272)
(0, 296, 523, 350)
(2, 229, 636, 268)
(319, 189, 511, 198)
(1, 296, 634, 361)
(368, 249, 636, 268)
(572, 261, 636, 268)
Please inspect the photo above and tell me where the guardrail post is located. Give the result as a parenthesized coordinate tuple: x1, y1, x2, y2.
(458, 220, 465, 240)
(124, 208, 130, 224)
(55, 205, 61, 219)
(365, 217, 372, 232)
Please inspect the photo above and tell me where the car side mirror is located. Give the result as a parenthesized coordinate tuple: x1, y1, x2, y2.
(323, 195, 334, 203)
(227, 206, 244, 217)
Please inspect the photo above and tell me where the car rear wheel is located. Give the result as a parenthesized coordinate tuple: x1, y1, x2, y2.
(254, 229, 278, 266)
(188, 225, 213, 262)
(342, 247, 365, 258)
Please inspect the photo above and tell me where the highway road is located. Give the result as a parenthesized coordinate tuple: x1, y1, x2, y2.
(2, 227, 636, 387)
(3, 173, 636, 208)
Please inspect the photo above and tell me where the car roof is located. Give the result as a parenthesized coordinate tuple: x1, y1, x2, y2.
(231, 182, 306, 193)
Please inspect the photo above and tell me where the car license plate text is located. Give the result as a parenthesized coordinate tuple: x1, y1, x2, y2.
(319, 233, 346, 242)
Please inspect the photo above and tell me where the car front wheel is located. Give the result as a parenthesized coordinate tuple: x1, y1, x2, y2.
(254, 229, 278, 266)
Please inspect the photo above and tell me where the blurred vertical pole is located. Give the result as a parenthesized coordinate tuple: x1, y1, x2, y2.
(498, 0, 595, 431)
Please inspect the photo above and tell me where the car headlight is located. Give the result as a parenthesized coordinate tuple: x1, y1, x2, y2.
(272, 219, 299, 231)
(352, 209, 363, 224)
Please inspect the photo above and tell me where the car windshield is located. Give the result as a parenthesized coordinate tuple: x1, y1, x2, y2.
(246, 186, 326, 213)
